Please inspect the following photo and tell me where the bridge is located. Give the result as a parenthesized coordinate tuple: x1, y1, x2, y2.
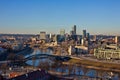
(25, 53, 71, 61)
(25, 53, 54, 60)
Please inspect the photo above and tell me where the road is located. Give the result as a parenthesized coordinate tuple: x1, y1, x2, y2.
(75, 54, 120, 64)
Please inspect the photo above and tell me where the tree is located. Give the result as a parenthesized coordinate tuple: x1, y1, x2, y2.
(0, 63, 8, 75)
(38, 61, 50, 71)
(7, 53, 16, 61)
(7, 53, 25, 66)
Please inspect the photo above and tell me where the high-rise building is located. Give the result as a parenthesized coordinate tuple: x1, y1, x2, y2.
(87, 33, 90, 53)
(81, 39, 84, 46)
(70, 30, 74, 35)
(93, 35, 97, 41)
(87, 33, 90, 41)
(115, 36, 120, 44)
(53, 35, 57, 42)
(83, 30, 86, 39)
(72, 25, 76, 35)
(49, 33, 52, 39)
(40, 31, 46, 40)
(60, 29, 65, 36)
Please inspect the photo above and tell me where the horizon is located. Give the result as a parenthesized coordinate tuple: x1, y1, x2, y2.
(0, 0, 120, 35)
(0, 32, 119, 36)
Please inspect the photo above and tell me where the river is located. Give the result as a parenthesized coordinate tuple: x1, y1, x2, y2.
(26, 48, 120, 80)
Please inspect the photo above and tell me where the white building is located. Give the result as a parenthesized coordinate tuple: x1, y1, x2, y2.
(115, 36, 120, 44)
(68, 46, 75, 55)
(75, 45, 88, 54)
(94, 45, 120, 59)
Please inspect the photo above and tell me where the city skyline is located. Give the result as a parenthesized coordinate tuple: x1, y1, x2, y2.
(0, 0, 120, 35)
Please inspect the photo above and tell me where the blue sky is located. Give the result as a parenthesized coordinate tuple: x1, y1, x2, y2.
(0, 0, 120, 35)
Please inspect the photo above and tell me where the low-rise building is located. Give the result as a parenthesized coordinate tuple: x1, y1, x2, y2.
(75, 45, 88, 54)
(94, 46, 120, 59)
(11, 42, 24, 51)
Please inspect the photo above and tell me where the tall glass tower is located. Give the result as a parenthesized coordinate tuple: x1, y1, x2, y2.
(72, 25, 76, 35)
(83, 30, 86, 38)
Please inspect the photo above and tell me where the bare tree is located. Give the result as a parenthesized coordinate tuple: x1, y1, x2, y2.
(7, 53, 25, 66)
(7, 53, 16, 61)
(0, 63, 8, 75)
(68, 64, 73, 76)
(38, 61, 50, 71)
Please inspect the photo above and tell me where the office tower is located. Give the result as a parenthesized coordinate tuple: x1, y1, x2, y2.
(115, 36, 120, 45)
(68, 46, 72, 55)
(60, 29, 65, 42)
(60, 29, 65, 36)
(40, 31, 46, 40)
(49, 33, 52, 39)
(72, 25, 76, 35)
(87, 33, 90, 45)
(70, 30, 74, 35)
(81, 39, 84, 46)
(87, 33, 90, 41)
(68, 46, 75, 55)
(87, 33, 90, 54)
(93, 35, 97, 41)
(83, 30, 86, 39)
(53, 35, 57, 42)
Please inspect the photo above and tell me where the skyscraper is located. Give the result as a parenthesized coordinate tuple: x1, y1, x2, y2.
(87, 33, 90, 44)
(60, 29, 65, 36)
(40, 31, 46, 40)
(93, 35, 97, 41)
(87, 33, 90, 41)
(72, 25, 76, 35)
(83, 30, 86, 39)
(115, 36, 120, 45)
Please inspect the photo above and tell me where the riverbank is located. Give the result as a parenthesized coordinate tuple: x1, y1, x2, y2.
(64, 57, 120, 73)
(16, 47, 33, 56)
(0, 47, 33, 61)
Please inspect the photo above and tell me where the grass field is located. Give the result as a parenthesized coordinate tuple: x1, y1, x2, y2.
(65, 58, 120, 72)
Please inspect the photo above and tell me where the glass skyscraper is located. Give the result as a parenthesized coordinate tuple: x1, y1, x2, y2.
(83, 30, 86, 38)
(72, 25, 76, 35)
